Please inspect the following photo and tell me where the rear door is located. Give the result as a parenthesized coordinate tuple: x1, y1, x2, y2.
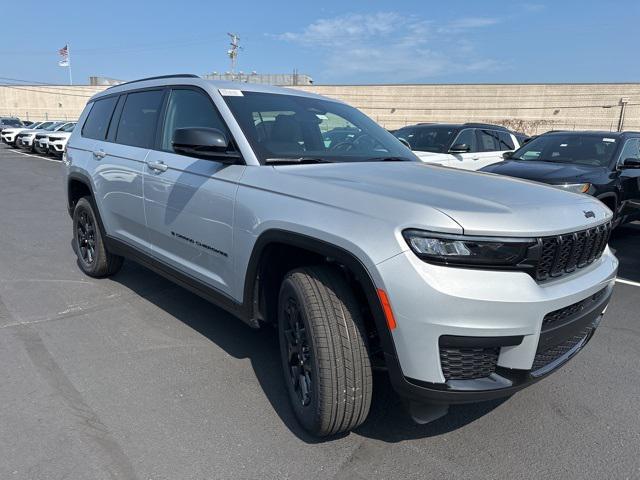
(93, 89, 165, 252)
(617, 137, 640, 221)
(142, 86, 244, 296)
(473, 129, 511, 169)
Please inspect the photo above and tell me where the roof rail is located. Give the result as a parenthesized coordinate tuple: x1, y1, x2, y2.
(106, 74, 200, 89)
(463, 122, 510, 131)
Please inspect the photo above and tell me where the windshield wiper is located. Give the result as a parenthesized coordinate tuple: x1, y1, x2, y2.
(367, 156, 412, 162)
(265, 157, 332, 165)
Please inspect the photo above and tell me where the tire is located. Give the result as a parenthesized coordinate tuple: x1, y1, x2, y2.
(72, 197, 123, 277)
(278, 265, 372, 436)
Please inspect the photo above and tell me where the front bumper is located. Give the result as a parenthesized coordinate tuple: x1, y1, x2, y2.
(376, 246, 618, 404)
(18, 136, 34, 148)
(48, 141, 65, 153)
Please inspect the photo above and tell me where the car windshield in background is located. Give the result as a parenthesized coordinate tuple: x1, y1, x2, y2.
(3, 119, 22, 127)
(59, 123, 76, 132)
(223, 91, 415, 164)
(511, 134, 618, 167)
(393, 126, 457, 153)
(42, 122, 64, 131)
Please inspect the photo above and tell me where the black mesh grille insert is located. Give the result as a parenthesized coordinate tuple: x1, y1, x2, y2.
(440, 346, 499, 380)
(532, 326, 593, 372)
(535, 223, 611, 281)
(542, 288, 607, 330)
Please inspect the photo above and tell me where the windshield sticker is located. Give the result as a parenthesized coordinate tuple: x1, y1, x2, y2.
(560, 144, 568, 147)
(219, 89, 244, 97)
(603, 138, 616, 142)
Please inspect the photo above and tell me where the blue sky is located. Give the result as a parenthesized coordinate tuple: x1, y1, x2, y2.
(1, 0, 638, 85)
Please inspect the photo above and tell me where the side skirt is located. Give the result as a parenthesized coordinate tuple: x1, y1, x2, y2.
(104, 236, 256, 327)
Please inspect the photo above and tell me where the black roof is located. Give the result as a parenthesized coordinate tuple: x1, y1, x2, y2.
(400, 122, 510, 132)
(541, 130, 640, 138)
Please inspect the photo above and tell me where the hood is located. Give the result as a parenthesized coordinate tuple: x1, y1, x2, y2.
(482, 159, 608, 183)
(268, 162, 611, 237)
(48, 132, 71, 139)
(1, 127, 26, 135)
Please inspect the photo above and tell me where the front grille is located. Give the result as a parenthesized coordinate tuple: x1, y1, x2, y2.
(440, 346, 499, 380)
(48, 136, 63, 141)
(542, 288, 607, 330)
(534, 223, 611, 281)
(532, 326, 592, 371)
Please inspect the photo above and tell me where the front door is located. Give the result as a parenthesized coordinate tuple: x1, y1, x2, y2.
(448, 128, 479, 170)
(617, 138, 640, 221)
(143, 87, 245, 296)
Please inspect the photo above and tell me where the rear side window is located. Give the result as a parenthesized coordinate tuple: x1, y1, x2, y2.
(82, 96, 118, 140)
(498, 131, 515, 150)
(115, 90, 164, 148)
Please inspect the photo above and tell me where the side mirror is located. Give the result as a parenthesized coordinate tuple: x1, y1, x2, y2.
(449, 143, 470, 153)
(619, 157, 640, 169)
(172, 127, 240, 163)
(502, 151, 514, 159)
(397, 137, 411, 149)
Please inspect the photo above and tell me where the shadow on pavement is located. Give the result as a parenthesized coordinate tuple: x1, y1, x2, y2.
(110, 262, 506, 443)
(609, 221, 640, 283)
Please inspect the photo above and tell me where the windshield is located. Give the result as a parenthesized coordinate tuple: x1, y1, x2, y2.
(36, 122, 54, 130)
(59, 122, 76, 132)
(43, 122, 64, 131)
(393, 126, 458, 153)
(223, 91, 415, 163)
(511, 134, 618, 167)
(3, 119, 22, 127)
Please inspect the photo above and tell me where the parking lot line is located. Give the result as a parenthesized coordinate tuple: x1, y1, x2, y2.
(616, 277, 640, 288)
(13, 149, 61, 163)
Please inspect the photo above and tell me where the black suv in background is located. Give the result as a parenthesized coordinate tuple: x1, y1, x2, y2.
(482, 131, 640, 226)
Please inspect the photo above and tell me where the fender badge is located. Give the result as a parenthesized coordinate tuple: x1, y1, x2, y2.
(583, 210, 595, 219)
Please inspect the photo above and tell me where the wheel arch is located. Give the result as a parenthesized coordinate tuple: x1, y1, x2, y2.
(244, 229, 398, 362)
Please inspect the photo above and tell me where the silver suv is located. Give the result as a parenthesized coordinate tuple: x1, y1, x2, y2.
(64, 75, 618, 436)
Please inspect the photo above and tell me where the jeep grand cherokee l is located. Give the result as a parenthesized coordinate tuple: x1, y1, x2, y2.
(63, 75, 618, 436)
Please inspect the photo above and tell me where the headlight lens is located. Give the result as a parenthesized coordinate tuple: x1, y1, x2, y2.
(552, 183, 591, 194)
(403, 230, 535, 267)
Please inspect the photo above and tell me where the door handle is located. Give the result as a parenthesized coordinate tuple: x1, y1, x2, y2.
(147, 161, 168, 173)
(92, 150, 106, 160)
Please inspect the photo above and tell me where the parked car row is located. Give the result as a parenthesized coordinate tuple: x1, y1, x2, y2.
(0, 119, 77, 158)
(393, 122, 640, 227)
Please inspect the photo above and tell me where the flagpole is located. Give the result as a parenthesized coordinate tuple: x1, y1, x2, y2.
(67, 43, 73, 85)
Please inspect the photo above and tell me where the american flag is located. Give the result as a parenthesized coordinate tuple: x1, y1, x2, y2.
(58, 45, 70, 67)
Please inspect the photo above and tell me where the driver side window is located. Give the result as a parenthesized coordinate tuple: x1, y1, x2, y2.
(452, 129, 477, 153)
(161, 88, 229, 152)
(619, 138, 640, 163)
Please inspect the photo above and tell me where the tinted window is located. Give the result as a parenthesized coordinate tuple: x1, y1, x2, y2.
(115, 90, 164, 148)
(512, 134, 618, 167)
(498, 131, 515, 150)
(82, 97, 118, 140)
(452, 129, 477, 152)
(394, 126, 457, 153)
(161, 89, 228, 151)
(478, 129, 500, 151)
(619, 138, 640, 162)
(59, 122, 76, 133)
(3, 119, 22, 127)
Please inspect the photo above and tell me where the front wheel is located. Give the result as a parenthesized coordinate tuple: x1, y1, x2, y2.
(278, 265, 372, 436)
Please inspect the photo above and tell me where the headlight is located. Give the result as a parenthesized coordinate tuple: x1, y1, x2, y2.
(552, 183, 591, 194)
(403, 230, 535, 267)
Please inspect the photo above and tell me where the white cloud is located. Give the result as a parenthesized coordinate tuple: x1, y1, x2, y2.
(274, 13, 502, 82)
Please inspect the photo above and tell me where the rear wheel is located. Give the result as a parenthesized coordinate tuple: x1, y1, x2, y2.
(278, 265, 372, 436)
(72, 197, 123, 277)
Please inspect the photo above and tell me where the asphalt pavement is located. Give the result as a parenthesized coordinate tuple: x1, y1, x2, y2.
(0, 145, 638, 480)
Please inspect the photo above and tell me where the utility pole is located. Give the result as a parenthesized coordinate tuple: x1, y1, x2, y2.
(618, 97, 630, 132)
(227, 33, 241, 79)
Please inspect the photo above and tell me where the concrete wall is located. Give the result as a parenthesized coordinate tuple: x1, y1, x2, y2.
(0, 85, 106, 121)
(1, 83, 639, 133)
(293, 83, 640, 134)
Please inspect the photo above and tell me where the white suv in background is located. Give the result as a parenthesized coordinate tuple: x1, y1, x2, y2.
(45, 122, 77, 157)
(394, 123, 521, 170)
(1, 121, 45, 146)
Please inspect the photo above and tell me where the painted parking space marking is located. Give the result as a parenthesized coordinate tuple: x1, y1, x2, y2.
(13, 149, 62, 163)
(616, 278, 640, 288)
